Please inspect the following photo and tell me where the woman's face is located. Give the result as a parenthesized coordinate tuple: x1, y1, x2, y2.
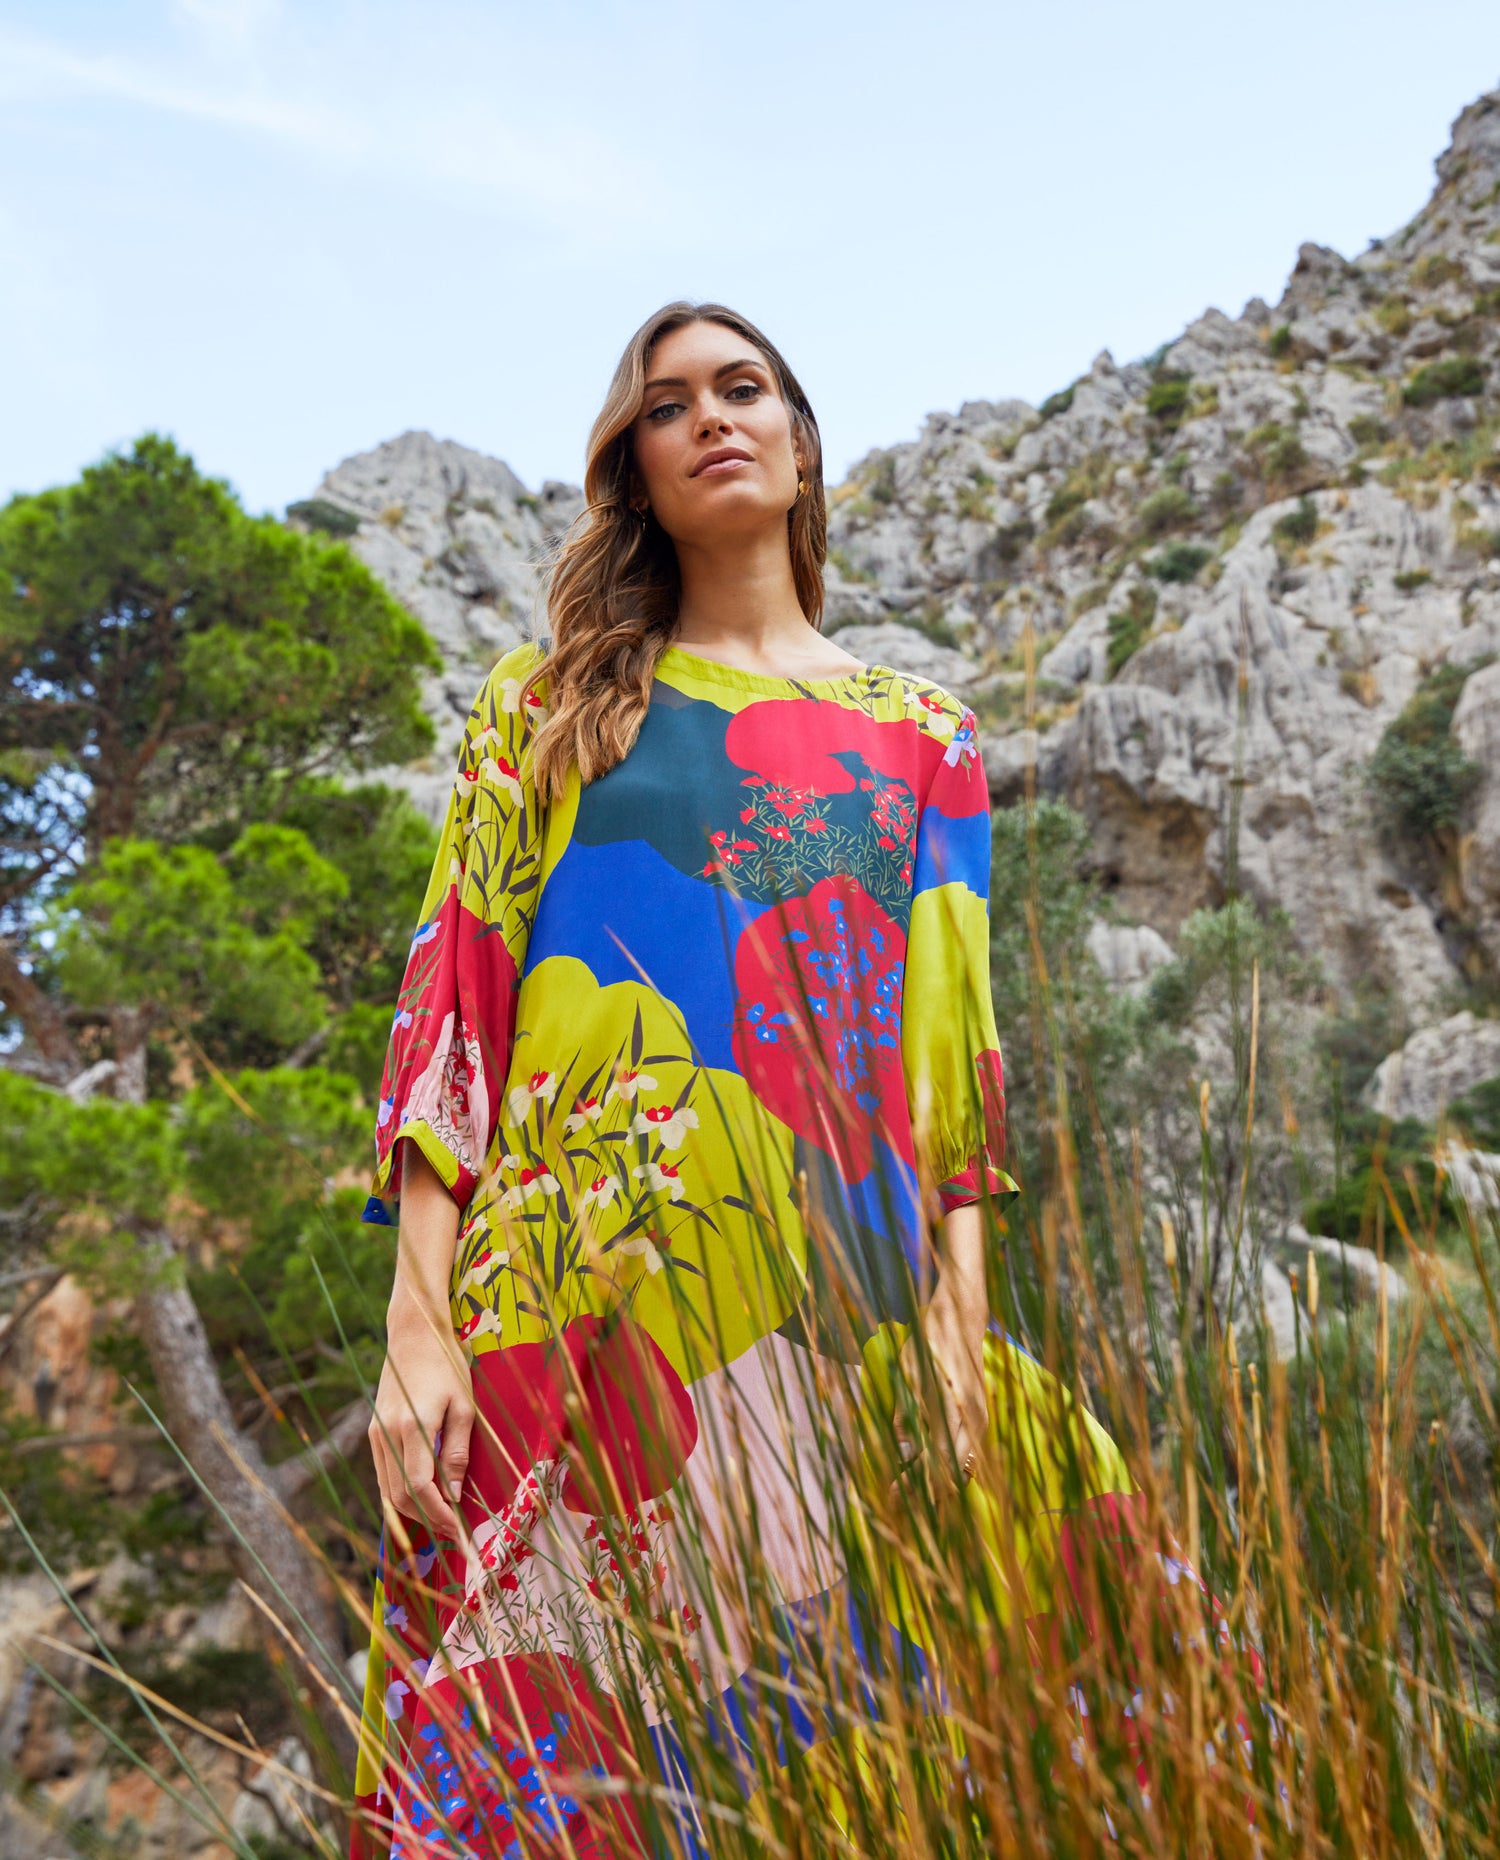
(631, 320, 804, 546)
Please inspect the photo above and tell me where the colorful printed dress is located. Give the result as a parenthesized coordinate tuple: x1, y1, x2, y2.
(350, 641, 1140, 1857)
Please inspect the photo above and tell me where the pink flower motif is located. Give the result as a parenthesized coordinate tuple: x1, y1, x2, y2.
(765, 824, 792, 842)
(802, 816, 830, 834)
(739, 805, 756, 824)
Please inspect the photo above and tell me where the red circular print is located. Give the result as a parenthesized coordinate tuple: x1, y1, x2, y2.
(732, 873, 908, 1179)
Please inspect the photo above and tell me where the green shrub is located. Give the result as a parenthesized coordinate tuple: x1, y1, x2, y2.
(1039, 384, 1075, 420)
(1136, 484, 1196, 538)
(865, 452, 898, 505)
(1448, 1073, 1500, 1147)
(1147, 542, 1212, 583)
(1105, 584, 1158, 676)
(1265, 432, 1309, 481)
(1367, 660, 1483, 840)
(1268, 324, 1293, 359)
(1045, 484, 1087, 527)
(1348, 415, 1389, 448)
(1393, 568, 1432, 592)
(1208, 471, 1242, 517)
(1376, 296, 1413, 336)
(1411, 253, 1465, 291)
(1402, 356, 1486, 406)
(1303, 1112, 1441, 1246)
(1271, 497, 1319, 550)
(284, 497, 360, 538)
(1145, 376, 1191, 426)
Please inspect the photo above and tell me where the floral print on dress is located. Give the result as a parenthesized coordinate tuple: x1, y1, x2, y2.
(351, 641, 1028, 1858)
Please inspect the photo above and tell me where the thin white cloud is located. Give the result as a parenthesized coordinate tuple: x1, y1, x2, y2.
(0, 23, 654, 237)
(0, 30, 350, 152)
(171, 0, 283, 48)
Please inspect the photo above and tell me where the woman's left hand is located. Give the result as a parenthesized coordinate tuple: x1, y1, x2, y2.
(898, 1202, 990, 1485)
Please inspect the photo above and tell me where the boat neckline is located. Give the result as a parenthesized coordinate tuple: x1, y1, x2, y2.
(657, 642, 886, 694)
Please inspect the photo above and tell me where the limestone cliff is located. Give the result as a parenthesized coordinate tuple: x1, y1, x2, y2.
(296, 91, 1500, 1014)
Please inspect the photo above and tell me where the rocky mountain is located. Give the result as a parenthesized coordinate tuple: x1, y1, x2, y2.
(290, 433, 583, 816)
(295, 90, 1500, 1024)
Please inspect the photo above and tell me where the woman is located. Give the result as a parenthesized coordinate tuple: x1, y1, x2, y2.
(350, 303, 1140, 1858)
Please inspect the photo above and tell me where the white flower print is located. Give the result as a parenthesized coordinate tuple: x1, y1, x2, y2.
(456, 1247, 511, 1297)
(456, 1307, 503, 1349)
(496, 675, 546, 721)
(904, 686, 957, 739)
(620, 1233, 670, 1275)
(630, 1103, 699, 1149)
(632, 1160, 685, 1201)
(579, 1172, 621, 1210)
(563, 1093, 604, 1134)
(498, 1163, 560, 1210)
(606, 1067, 658, 1104)
(507, 1068, 559, 1122)
(479, 754, 523, 807)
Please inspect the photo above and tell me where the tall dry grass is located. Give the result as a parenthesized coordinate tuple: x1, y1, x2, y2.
(7, 637, 1500, 1860)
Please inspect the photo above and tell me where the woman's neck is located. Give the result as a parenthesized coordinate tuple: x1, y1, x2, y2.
(670, 525, 816, 662)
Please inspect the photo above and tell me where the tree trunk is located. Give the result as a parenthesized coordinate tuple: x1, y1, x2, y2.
(135, 1233, 359, 1780)
(0, 938, 79, 1079)
(111, 1004, 152, 1104)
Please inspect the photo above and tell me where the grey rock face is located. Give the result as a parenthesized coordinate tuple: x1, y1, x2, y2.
(1454, 659, 1500, 965)
(294, 431, 583, 819)
(828, 621, 980, 693)
(816, 87, 1500, 1010)
(310, 91, 1500, 1041)
(1086, 920, 1175, 992)
(1368, 1011, 1500, 1123)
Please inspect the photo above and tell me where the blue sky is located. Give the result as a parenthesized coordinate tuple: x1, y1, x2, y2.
(3, 2, 1499, 516)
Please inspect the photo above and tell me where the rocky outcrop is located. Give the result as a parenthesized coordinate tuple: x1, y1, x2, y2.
(818, 90, 1500, 1007)
(300, 93, 1500, 1031)
(1368, 1010, 1500, 1122)
(291, 431, 581, 817)
(1455, 659, 1500, 965)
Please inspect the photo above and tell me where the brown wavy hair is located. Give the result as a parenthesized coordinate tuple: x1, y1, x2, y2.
(525, 301, 827, 802)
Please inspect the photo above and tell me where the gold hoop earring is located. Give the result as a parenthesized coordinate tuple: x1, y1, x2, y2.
(797, 478, 809, 498)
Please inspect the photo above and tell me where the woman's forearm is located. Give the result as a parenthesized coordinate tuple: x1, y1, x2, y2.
(935, 1201, 988, 1336)
(389, 1141, 463, 1344)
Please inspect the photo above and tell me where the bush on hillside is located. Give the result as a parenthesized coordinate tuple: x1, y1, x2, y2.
(1145, 375, 1191, 426)
(1367, 660, 1483, 841)
(1272, 497, 1319, 551)
(1147, 542, 1212, 583)
(1403, 356, 1486, 406)
(1136, 484, 1197, 538)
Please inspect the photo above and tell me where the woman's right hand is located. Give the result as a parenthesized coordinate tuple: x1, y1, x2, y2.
(368, 1298, 474, 1543)
(367, 1141, 471, 1542)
